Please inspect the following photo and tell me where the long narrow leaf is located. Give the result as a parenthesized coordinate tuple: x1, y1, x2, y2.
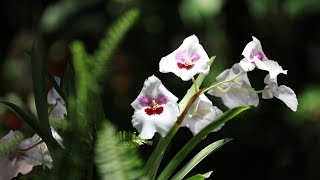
(30, 43, 51, 135)
(172, 139, 232, 180)
(157, 106, 250, 179)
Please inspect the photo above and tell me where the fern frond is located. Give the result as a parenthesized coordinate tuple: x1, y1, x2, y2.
(0, 132, 24, 158)
(118, 131, 152, 149)
(92, 9, 139, 82)
(95, 121, 146, 180)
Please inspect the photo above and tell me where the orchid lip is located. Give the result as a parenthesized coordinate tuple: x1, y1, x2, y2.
(250, 50, 264, 60)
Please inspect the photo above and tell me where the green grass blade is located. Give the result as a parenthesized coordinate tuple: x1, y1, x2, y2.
(157, 106, 250, 180)
(172, 139, 232, 180)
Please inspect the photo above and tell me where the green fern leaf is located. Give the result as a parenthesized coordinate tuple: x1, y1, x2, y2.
(92, 9, 139, 82)
(95, 121, 146, 180)
(118, 131, 152, 149)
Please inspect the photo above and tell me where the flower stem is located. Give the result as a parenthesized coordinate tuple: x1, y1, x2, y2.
(191, 77, 199, 92)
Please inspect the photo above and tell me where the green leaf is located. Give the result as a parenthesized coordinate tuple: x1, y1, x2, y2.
(95, 121, 145, 180)
(186, 171, 213, 180)
(172, 139, 231, 180)
(30, 43, 51, 135)
(157, 106, 250, 180)
(143, 124, 180, 179)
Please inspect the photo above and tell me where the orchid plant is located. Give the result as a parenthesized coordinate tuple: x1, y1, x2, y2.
(0, 9, 298, 180)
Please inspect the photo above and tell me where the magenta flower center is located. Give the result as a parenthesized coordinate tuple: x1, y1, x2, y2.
(250, 50, 265, 60)
(175, 51, 200, 70)
(139, 94, 167, 116)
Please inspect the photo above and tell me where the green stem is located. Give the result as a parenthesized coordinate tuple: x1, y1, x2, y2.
(191, 77, 199, 92)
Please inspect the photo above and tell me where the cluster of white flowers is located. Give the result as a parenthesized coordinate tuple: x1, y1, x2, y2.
(131, 35, 298, 139)
(0, 76, 66, 179)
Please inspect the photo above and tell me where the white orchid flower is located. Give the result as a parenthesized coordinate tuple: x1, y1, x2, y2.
(240, 36, 287, 80)
(208, 63, 259, 108)
(159, 35, 210, 81)
(262, 74, 298, 111)
(181, 94, 223, 135)
(131, 75, 180, 139)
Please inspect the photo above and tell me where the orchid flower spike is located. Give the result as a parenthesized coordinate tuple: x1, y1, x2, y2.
(240, 36, 287, 80)
(0, 131, 52, 180)
(131, 75, 180, 139)
(181, 94, 223, 135)
(159, 35, 210, 81)
(47, 76, 67, 119)
(262, 74, 298, 111)
(208, 63, 259, 108)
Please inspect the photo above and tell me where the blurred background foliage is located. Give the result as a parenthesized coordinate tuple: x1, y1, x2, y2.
(0, 0, 319, 179)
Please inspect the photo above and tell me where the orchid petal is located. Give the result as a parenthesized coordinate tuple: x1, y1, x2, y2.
(159, 35, 210, 81)
(132, 102, 179, 139)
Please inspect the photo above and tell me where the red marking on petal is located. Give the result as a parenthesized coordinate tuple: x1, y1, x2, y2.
(177, 62, 194, 70)
(144, 107, 164, 116)
(154, 106, 163, 115)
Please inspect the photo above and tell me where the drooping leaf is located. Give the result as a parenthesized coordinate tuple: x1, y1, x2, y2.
(172, 139, 231, 180)
(0, 101, 58, 148)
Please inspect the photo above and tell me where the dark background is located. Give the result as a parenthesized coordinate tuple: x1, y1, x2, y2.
(1, 0, 320, 179)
